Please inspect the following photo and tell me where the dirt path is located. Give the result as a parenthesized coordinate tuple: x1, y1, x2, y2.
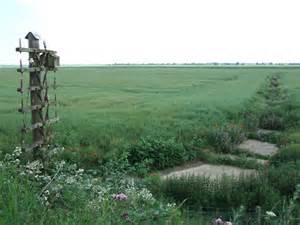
(161, 139, 277, 179)
(162, 164, 256, 179)
(238, 139, 279, 156)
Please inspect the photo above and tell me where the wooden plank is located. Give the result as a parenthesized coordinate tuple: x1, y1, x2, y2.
(45, 117, 59, 125)
(16, 47, 56, 54)
(17, 67, 45, 73)
(29, 85, 43, 91)
(23, 140, 44, 152)
(22, 122, 43, 133)
(18, 101, 55, 113)
(28, 85, 51, 91)
(23, 135, 54, 152)
(21, 117, 59, 133)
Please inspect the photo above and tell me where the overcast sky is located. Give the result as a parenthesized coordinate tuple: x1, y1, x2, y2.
(1, 0, 300, 64)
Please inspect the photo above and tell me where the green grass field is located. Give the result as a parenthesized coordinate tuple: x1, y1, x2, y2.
(1, 66, 300, 156)
(1, 66, 300, 224)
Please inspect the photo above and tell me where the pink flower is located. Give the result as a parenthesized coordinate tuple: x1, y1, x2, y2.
(213, 218, 223, 225)
(114, 193, 128, 201)
(212, 218, 233, 225)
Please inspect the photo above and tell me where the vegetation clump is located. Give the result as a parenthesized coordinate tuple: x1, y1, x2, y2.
(0, 147, 181, 225)
(125, 136, 196, 175)
(206, 123, 246, 153)
(270, 144, 300, 166)
(240, 73, 299, 135)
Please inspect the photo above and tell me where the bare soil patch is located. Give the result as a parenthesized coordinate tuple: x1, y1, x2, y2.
(162, 164, 256, 179)
(238, 139, 279, 156)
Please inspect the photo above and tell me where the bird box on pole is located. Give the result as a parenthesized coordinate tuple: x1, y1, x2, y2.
(16, 32, 60, 159)
(25, 32, 40, 48)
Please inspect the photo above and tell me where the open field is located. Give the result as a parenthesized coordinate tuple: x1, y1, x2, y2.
(1, 66, 300, 154)
(1, 66, 300, 224)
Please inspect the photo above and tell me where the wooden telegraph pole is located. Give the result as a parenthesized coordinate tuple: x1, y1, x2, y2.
(27, 33, 44, 149)
(16, 32, 59, 158)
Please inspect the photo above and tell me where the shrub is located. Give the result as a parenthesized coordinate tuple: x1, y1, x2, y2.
(249, 130, 291, 146)
(256, 74, 299, 131)
(206, 123, 246, 153)
(126, 136, 188, 172)
(270, 144, 300, 166)
(241, 74, 299, 132)
(267, 163, 300, 196)
(259, 110, 285, 130)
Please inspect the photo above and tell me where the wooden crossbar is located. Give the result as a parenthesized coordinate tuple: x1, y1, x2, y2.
(16, 47, 57, 54)
(18, 101, 55, 113)
(29, 85, 51, 91)
(17, 67, 45, 73)
(21, 117, 59, 133)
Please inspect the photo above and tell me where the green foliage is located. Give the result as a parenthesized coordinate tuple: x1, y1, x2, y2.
(3, 66, 300, 154)
(270, 144, 300, 166)
(126, 136, 192, 173)
(249, 130, 291, 146)
(259, 74, 288, 105)
(259, 110, 285, 130)
(159, 174, 281, 211)
(210, 154, 262, 169)
(0, 167, 43, 225)
(206, 123, 246, 153)
(257, 75, 298, 130)
(241, 74, 299, 133)
(0, 148, 182, 225)
(1, 67, 300, 224)
(267, 163, 300, 196)
(267, 145, 300, 196)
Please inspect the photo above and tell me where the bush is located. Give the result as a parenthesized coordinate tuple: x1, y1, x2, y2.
(259, 110, 285, 130)
(267, 163, 300, 196)
(266, 145, 300, 196)
(241, 74, 299, 132)
(256, 75, 299, 131)
(126, 136, 189, 172)
(249, 130, 291, 146)
(270, 144, 300, 166)
(206, 123, 246, 153)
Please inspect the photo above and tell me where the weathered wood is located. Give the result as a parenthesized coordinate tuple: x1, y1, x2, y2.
(17, 85, 53, 93)
(27, 34, 45, 152)
(23, 134, 55, 152)
(21, 117, 59, 133)
(16, 47, 57, 54)
(18, 101, 55, 113)
(45, 117, 59, 125)
(28, 85, 49, 91)
(22, 122, 43, 132)
(23, 140, 44, 152)
(16, 32, 59, 156)
(17, 67, 45, 73)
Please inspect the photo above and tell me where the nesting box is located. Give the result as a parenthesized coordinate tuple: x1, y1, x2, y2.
(46, 53, 60, 70)
(25, 32, 40, 48)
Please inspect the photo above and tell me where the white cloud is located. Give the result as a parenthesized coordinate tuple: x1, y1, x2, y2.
(12, 0, 300, 64)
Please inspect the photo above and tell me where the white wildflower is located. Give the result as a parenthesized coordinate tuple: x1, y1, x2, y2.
(266, 211, 276, 217)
